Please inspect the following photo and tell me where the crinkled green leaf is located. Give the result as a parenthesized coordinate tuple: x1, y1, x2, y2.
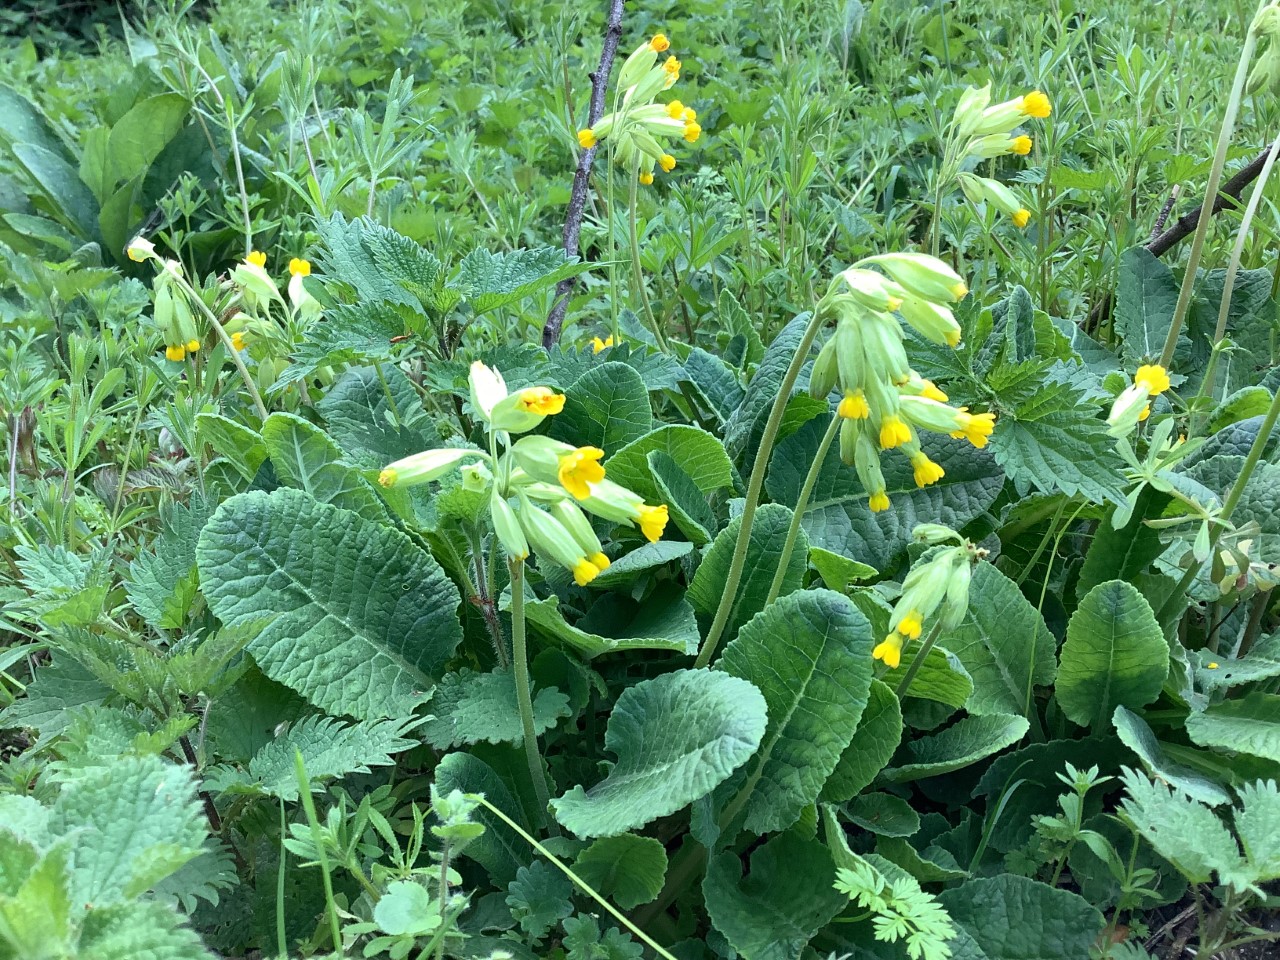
(548, 361, 652, 452)
(572, 834, 668, 909)
(723, 313, 814, 469)
(196, 412, 266, 482)
(506, 860, 573, 942)
(883, 714, 1028, 783)
(1185, 692, 1280, 763)
(520, 588, 698, 658)
(939, 874, 1104, 960)
(434, 751, 530, 884)
(589, 540, 693, 590)
(0, 657, 111, 739)
(821, 680, 903, 803)
(1115, 246, 1181, 363)
(422, 669, 570, 749)
(648, 450, 715, 545)
(126, 495, 214, 630)
(317, 365, 435, 468)
(261, 412, 387, 522)
(604, 425, 734, 503)
(77, 900, 215, 960)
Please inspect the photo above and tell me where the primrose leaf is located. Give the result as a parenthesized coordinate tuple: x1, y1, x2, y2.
(572, 834, 668, 909)
(882, 713, 1028, 783)
(261, 412, 387, 522)
(939, 874, 1104, 960)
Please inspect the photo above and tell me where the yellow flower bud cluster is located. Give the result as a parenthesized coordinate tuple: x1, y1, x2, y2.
(576, 33, 703, 185)
(950, 85, 1052, 230)
(381, 361, 669, 586)
(873, 529, 977, 669)
(809, 253, 995, 513)
(126, 238, 202, 363)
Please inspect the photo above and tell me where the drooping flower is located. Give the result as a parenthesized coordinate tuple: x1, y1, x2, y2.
(558, 446, 606, 499)
(1108, 363, 1172, 438)
(591, 335, 614, 353)
(872, 533, 978, 669)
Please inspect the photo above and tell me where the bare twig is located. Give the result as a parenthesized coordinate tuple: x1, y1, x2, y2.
(1150, 185, 1181, 242)
(542, 0, 627, 350)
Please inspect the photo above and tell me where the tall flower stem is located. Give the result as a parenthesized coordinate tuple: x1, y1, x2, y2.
(1156, 383, 1280, 624)
(895, 620, 946, 701)
(1158, 7, 1264, 370)
(628, 173, 668, 351)
(509, 558, 554, 834)
(694, 310, 826, 667)
(765, 412, 840, 605)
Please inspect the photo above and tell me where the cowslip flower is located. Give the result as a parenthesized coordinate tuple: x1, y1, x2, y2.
(511, 436, 606, 500)
(591, 335, 614, 353)
(1107, 363, 1171, 437)
(873, 536, 975, 669)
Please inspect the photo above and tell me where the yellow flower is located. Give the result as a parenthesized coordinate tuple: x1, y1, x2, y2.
(590, 552, 611, 571)
(289, 257, 311, 277)
(638, 503, 669, 542)
(558, 446, 606, 499)
(945, 327, 962, 347)
(516, 387, 566, 416)
(879, 415, 911, 449)
(378, 468, 398, 487)
(573, 558, 602, 586)
(1012, 208, 1031, 228)
(1138, 402, 1152, 422)
(591, 335, 614, 353)
(231, 331, 248, 351)
(662, 55, 681, 77)
(683, 121, 701, 142)
(639, 171, 654, 185)
(650, 33, 670, 52)
(873, 635, 903, 669)
(1011, 135, 1033, 155)
(247, 250, 267, 267)
(682, 107, 696, 122)
(165, 344, 186, 362)
(667, 100, 685, 118)
(1021, 90, 1051, 118)
(911, 451, 945, 488)
(921, 380, 948, 403)
(868, 491, 891, 512)
(186, 339, 200, 353)
(578, 128, 597, 149)
(838, 389, 870, 420)
(659, 154, 676, 173)
(951, 410, 996, 448)
(896, 610, 924, 640)
(1135, 364, 1170, 396)
(1207, 661, 1220, 669)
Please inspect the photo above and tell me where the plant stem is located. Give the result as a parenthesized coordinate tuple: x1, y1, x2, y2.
(276, 799, 289, 960)
(476, 796, 680, 960)
(766, 412, 840, 605)
(508, 559, 553, 834)
(293, 752, 344, 955)
(1156, 382, 1280, 623)
(435, 840, 449, 960)
(694, 310, 826, 668)
(628, 172, 668, 350)
(895, 620, 945, 701)
(1158, 10, 1262, 370)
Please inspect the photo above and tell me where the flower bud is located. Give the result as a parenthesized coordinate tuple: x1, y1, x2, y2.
(617, 41, 659, 90)
(1107, 383, 1151, 438)
(860, 253, 968, 303)
(913, 523, 962, 545)
(288, 258, 322, 319)
(379, 448, 475, 488)
(953, 82, 992, 139)
(492, 494, 529, 560)
(838, 268, 907, 312)
(461, 460, 493, 492)
(518, 498, 601, 586)
(233, 256, 283, 308)
(489, 387, 566, 434)
(938, 554, 972, 629)
(468, 360, 508, 420)
(966, 133, 1028, 159)
(127, 235, 157, 263)
(809, 337, 839, 399)
(861, 311, 911, 385)
(551, 500, 608, 567)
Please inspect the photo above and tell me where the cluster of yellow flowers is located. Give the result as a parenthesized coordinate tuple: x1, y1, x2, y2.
(809, 253, 996, 511)
(577, 33, 701, 185)
(379, 362, 668, 586)
(951, 86, 1051, 229)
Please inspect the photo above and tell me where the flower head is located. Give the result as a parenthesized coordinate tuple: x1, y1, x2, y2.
(873, 635, 903, 669)
(185, 339, 200, 353)
(662, 55, 681, 77)
(667, 99, 685, 118)
(683, 121, 701, 142)
(879, 415, 912, 449)
(639, 171, 654, 185)
(578, 128, 597, 149)
(1021, 90, 1051, 118)
(165, 344, 186, 362)
(869, 491, 890, 512)
(558, 446, 606, 499)
(659, 153, 676, 173)
(127, 236, 156, 263)
(1135, 364, 1170, 395)
(517, 387, 565, 417)
(895, 610, 924, 640)
(591, 335, 614, 353)
(638, 503, 669, 542)
(231, 331, 248, 351)
(649, 33, 670, 52)
(951, 410, 996, 448)
(839, 389, 870, 420)
(289, 257, 311, 277)
(911, 451, 945, 488)
(247, 250, 267, 268)
(1011, 135, 1032, 155)
(1012, 208, 1031, 228)
(920, 380, 948, 403)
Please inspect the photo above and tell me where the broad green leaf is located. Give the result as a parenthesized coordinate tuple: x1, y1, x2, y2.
(0, 84, 69, 160)
(1230, 462, 1280, 564)
(317, 365, 435, 468)
(1208, 386, 1273, 433)
(104, 93, 189, 186)
(450, 246, 588, 315)
(10, 143, 99, 239)
(882, 714, 1029, 783)
(520, 589, 698, 658)
(768, 416, 1004, 570)
(1194, 268, 1277, 387)
(552, 669, 767, 838)
(719, 589, 872, 832)
(1113, 706, 1230, 806)
(126, 495, 213, 630)
(1077, 490, 1167, 597)
(648, 450, 715, 545)
(1115, 246, 1181, 363)
(688, 503, 807, 647)
(846, 792, 920, 837)
(434, 751, 530, 884)
(572, 834, 668, 909)
(702, 832, 846, 960)
(717, 289, 764, 366)
(374, 880, 441, 936)
(820, 680, 903, 803)
(261, 412, 386, 522)
(939, 875, 1104, 960)
(1185, 692, 1280, 763)
(809, 547, 877, 591)
(880, 645, 974, 709)
(548, 362, 652, 452)
(589, 540, 693, 589)
(604, 425, 734, 503)
(683, 347, 745, 423)
(936, 562, 1056, 716)
(422, 669, 570, 748)
(77, 901, 214, 960)
(1200, 633, 1280, 691)
(1057, 580, 1168, 730)
(50, 755, 207, 904)
(197, 489, 461, 719)
(204, 666, 308, 763)
(875, 834, 968, 881)
(196, 412, 267, 482)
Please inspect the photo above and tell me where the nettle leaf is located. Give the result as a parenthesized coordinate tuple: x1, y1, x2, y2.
(0, 657, 111, 738)
(77, 900, 214, 960)
(278, 301, 407, 388)
(718, 589, 873, 833)
(261, 412, 387, 522)
(604, 425, 734, 503)
(820, 679, 903, 803)
(151, 842, 239, 912)
(422, 668, 570, 749)
(1057, 580, 1168, 731)
(547, 362, 652, 453)
(1185, 692, 1280, 764)
(703, 832, 846, 960)
(571, 834, 668, 909)
(1113, 706, 1231, 806)
(12, 543, 112, 630)
(126, 495, 213, 630)
(1234, 779, 1280, 882)
(992, 369, 1127, 504)
(520, 589, 698, 658)
(689, 503, 807, 647)
(1115, 246, 1182, 363)
(206, 714, 419, 801)
(434, 751, 531, 884)
(938, 874, 1104, 960)
(882, 714, 1029, 783)
(50, 755, 207, 904)
(450, 246, 588, 315)
(197, 489, 461, 719)
(552, 669, 767, 838)
(937, 562, 1056, 716)
(314, 213, 423, 307)
(317, 365, 435, 468)
(768, 416, 1004, 570)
